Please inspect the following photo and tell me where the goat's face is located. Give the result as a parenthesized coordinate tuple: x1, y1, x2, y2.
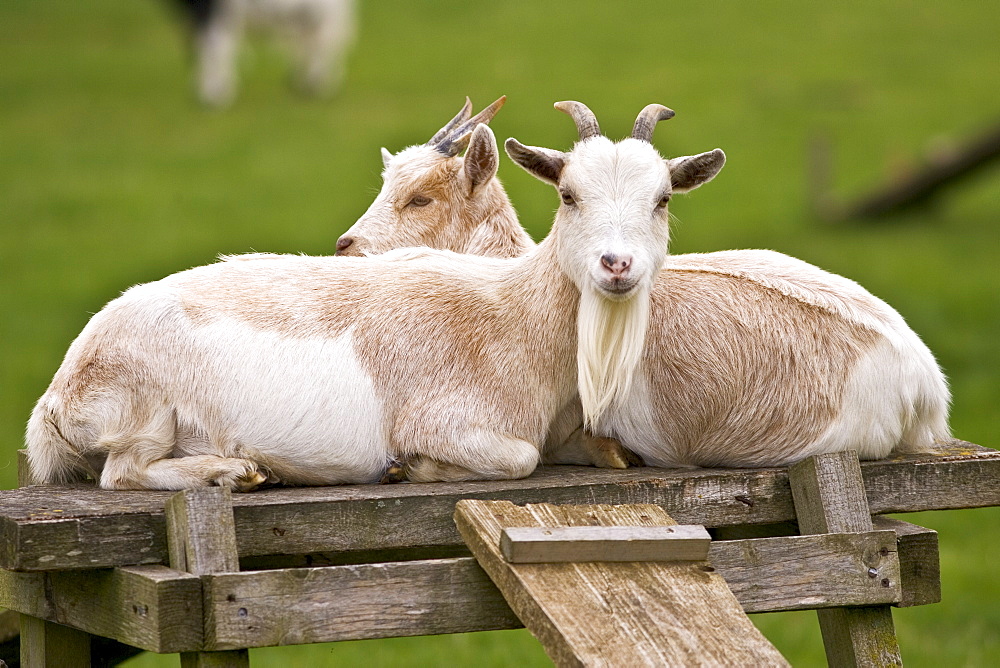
(554, 137, 675, 299)
(338, 99, 507, 257)
(506, 102, 725, 301)
(337, 146, 460, 256)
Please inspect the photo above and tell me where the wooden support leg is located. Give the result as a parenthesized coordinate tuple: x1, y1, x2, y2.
(165, 488, 249, 668)
(19, 450, 99, 668)
(20, 616, 90, 668)
(789, 452, 903, 667)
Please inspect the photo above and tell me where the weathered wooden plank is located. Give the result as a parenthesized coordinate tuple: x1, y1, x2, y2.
(790, 452, 902, 668)
(0, 565, 202, 653)
(165, 488, 248, 667)
(500, 525, 712, 563)
(17, 450, 36, 488)
(712, 530, 900, 612)
(456, 501, 788, 667)
(0, 525, 922, 654)
(20, 615, 90, 668)
(1, 440, 993, 571)
(872, 517, 940, 607)
(201, 529, 907, 648)
(203, 557, 522, 650)
(165, 488, 240, 576)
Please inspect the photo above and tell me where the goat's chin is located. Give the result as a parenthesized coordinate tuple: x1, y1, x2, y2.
(592, 278, 643, 302)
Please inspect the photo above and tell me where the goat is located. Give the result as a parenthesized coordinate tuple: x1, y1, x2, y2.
(341, 102, 952, 468)
(174, 0, 355, 107)
(335, 96, 535, 259)
(337, 97, 635, 470)
(26, 102, 717, 490)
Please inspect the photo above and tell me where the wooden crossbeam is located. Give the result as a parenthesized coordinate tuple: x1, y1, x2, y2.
(0, 522, 923, 652)
(455, 500, 789, 667)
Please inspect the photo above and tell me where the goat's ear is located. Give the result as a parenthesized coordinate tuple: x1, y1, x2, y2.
(463, 125, 499, 193)
(505, 138, 566, 185)
(667, 149, 726, 193)
(381, 147, 393, 168)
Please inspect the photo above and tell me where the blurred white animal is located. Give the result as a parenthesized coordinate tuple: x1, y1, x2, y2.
(175, 0, 355, 107)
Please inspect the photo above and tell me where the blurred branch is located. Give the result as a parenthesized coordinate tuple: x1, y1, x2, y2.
(811, 121, 1000, 222)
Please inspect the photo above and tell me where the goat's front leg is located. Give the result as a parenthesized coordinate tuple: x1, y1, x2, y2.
(383, 429, 540, 483)
(542, 401, 644, 468)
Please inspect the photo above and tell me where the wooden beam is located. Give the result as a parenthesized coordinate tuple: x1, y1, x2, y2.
(165, 488, 248, 667)
(872, 517, 940, 607)
(790, 452, 903, 668)
(201, 555, 521, 650)
(0, 524, 921, 653)
(20, 615, 90, 668)
(456, 501, 788, 667)
(500, 525, 712, 563)
(0, 566, 202, 653)
(0, 441, 992, 571)
(17, 450, 37, 488)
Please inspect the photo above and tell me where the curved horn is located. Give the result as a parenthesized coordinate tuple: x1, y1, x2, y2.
(554, 101, 601, 141)
(427, 97, 473, 147)
(631, 104, 675, 142)
(435, 96, 507, 157)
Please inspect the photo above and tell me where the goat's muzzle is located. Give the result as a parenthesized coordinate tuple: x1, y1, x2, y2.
(597, 253, 638, 297)
(335, 236, 357, 256)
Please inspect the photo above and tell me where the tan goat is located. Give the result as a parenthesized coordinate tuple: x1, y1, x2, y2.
(339, 101, 951, 468)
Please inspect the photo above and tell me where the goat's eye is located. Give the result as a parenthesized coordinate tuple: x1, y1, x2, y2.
(657, 194, 672, 208)
(408, 195, 432, 207)
(560, 191, 576, 206)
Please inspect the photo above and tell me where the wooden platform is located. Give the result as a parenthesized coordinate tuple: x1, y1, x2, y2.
(0, 440, 994, 572)
(0, 440, 995, 665)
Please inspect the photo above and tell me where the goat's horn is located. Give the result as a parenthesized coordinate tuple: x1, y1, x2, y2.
(554, 101, 601, 141)
(631, 104, 675, 142)
(427, 97, 474, 147)
(435, 96, 507, 157)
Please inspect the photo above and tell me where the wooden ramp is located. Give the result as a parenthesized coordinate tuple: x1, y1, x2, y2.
(455, 500, 789, 667)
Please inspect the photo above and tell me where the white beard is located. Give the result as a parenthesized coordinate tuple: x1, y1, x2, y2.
(576, 285, 650, 428)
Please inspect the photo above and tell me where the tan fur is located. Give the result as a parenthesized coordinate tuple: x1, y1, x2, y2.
(339, 122, 950, 468)
(638, 271, 879, 467)
(339, 142, 533, 258)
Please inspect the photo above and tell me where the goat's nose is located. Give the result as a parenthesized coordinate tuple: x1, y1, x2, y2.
(336, 236, 354, 253)
(600, 253, 632, 276)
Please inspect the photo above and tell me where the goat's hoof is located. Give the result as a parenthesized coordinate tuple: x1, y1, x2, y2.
(380, 460, 408, 484)
(624, 448, 646, 467)
(219, 463, 267, 492)
(235, 470, 267, 492)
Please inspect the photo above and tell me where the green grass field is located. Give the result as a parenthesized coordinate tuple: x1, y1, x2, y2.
(2, 1, 997, 665)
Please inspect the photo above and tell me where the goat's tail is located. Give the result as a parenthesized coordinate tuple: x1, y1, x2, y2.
(25, 396, 90, 484)
(895, 365, 952, 455)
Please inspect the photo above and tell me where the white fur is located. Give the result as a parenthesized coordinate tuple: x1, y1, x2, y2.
(576, 285, 650, 428)
(28, 107, 694, 490)
(347, 122, 951, 469)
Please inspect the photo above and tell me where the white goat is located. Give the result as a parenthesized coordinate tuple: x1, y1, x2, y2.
(26, 102, 715, 489)
(176, 0, 355, 107)
(342, 102, 952, 468)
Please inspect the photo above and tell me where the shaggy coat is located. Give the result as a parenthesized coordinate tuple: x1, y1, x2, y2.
(338, 105, 951, 468)
(27, 103, 713, 489)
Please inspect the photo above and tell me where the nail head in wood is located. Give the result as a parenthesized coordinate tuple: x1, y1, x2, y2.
(499, 525, 711, 563)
